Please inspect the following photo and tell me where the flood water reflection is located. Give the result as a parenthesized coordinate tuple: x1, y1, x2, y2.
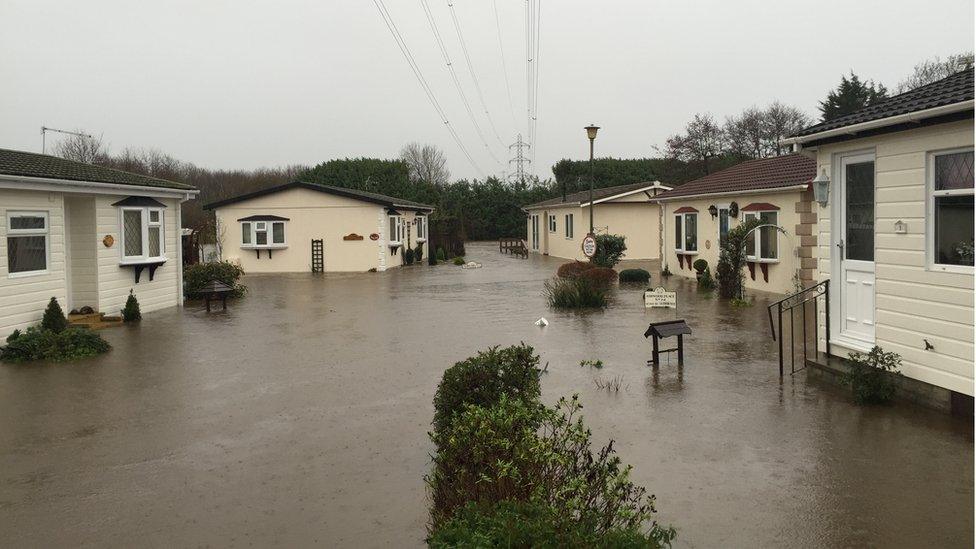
(0, 242, 971, 547)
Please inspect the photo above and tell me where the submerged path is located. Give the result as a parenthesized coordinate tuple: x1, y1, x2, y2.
(0, 242, 971, 547)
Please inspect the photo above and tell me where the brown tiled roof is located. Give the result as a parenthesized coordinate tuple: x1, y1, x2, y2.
(741, 202, 780, 211)
(654, 154, 814, 200)
(203, 181, 434, 211)
(524, 181, 663, 209)
(0, 147, 196, 190)
(793, 68, 974, 138)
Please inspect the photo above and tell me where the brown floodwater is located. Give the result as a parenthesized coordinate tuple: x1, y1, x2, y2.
(1, 242, 972, 547)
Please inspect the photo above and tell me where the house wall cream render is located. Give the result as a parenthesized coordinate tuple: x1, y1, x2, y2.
(1, 190, 183, 338)
(214, 187, 428, 273)
(812, 120, 974, 396)
(660, 190, 813, 295)
(526, 201, 662, 261)
(65, 196, 98, 308)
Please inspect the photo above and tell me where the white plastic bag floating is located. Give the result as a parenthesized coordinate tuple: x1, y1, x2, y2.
(534, 317, 549, 327)
(461, 261, 483, 269)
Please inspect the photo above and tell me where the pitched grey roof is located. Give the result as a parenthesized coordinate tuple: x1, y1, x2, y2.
(202, 181, 434, 211)
(0, 148, 196, 191)
(793, 68, 974, 138)
(524, 181, 664, 209)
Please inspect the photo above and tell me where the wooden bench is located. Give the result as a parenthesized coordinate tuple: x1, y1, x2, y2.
(200, 279, 234, 312)
(644, 320, 692, 365)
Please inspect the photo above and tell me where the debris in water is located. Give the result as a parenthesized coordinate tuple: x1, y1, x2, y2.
(534, 317, 549, 327)
(461, 261, 483, 269)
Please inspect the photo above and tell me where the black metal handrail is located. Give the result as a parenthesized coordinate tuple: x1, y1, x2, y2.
(767, 280, 830, 376)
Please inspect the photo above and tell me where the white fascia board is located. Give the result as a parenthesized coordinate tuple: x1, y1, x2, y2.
(781, 100, 975, 146)
(0, 174, 199, 201)
(583, 182, 672, 207)
(654, 184, 809, 203)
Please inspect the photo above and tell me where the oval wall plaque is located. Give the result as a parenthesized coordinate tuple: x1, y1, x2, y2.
(369, 233, 380, 241)
(102, 234, 115, 248)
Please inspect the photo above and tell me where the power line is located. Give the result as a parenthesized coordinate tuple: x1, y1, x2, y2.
(446, 1, 507, 148)
(493, 0, 518, 131)
(524, 0, 542, 165)
(420, 0, 503, 167)
(373, 0, 483, 176)
(530, 0, 542, 164)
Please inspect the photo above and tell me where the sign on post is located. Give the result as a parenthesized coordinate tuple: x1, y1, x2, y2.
(581, 233, 597, 258)
(644, 286, 677, 309)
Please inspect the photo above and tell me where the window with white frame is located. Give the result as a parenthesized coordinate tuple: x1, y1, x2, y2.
(6, 211, 49, 275)
(416, 215, 427, 241)
(930, 149, 974, 269)
(564, 213, 574, 239)
(744, 211, 778, 260)
(388, 215, 403, 245)
(548, 214, 557, 232)
(241, 220, 286, 247)
(120, 207, 165, 262)
(674, 212, 698, 252)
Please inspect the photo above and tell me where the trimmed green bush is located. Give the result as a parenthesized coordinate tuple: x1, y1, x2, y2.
(436, 247, 446, 261)
(619, 268, 651, 283)
(1, 326, 110, 363)
(429, 500, 672, 548)
(184, 261, 247, 298)
(692, 258, 708, 274)
(432, 344, 541, 437)
(556, 260, 596, 279)
(415, 244, 424, 263)
(592, 234, 627, 268)
(543, 276, 609, 309)
(426, 395, 675, 545)
(452, 256, 466, 266)
(580, 267, 618, 286)
(121, 290, 141, 322)
(697, 265, 716, 291)
(404, 247, 416, 265)
(41, 297, 68, 334)
(845, 346, 902, 405)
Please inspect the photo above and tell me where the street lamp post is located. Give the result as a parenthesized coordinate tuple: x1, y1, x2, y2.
(584, 124, 600, 234)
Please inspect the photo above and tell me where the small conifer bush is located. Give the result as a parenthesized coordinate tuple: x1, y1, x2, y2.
(122, 290, 142, 322)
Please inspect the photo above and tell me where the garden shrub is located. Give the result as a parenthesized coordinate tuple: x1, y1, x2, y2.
(618, 268, 650, 283)
(452, 256, 466, 266)
(692, 258, 708, 274)
(556, 260, 596, 279)
(543, 276, 609, 309)
(592, 234, 627, 268)
(1, 326, 110, 363)
(404, 247, 415, 265)
(426, 395, 675, 546)
(436, 247, 446, 261)
(41, 297, 68, 333)
(431, 343, 542, 437)
(121, 290, 141, 322)
(415, 244, 424, 263)
(697, 265, 716, 291)
(184, 261, 247, 298)
(844, 346, 902, 405)
(580, 266, 618, 286)
(716, 217, 763, 299)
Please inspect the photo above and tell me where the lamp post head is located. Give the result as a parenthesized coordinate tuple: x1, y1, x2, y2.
(584, 124, 600, 141)
(812, 168, 830, 207)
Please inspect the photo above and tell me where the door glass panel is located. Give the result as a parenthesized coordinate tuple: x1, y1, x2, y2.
(718, 209, 729, 248)
(845, 161, 875, 261)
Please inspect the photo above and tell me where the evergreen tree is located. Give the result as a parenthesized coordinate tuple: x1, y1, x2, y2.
(122, 291, 141, 322)
(819, 72, 888, 122)
(41, 297, 68, 333)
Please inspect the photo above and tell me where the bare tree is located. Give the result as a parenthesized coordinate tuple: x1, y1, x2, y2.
(763, 102, 810, 156)
(664, 114, 724, 174)
(399, 142, 450, 185)
(897, 52, 974, 93)
(53, 131, 108, 164)
(724, 107, 767, 158)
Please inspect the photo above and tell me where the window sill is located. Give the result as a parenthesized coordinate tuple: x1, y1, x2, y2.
(118, 259, 166, 283)
(119, 258, 167, 266)
(8, 269, 50, 279)
(388, 242, 403, 247)
(241, 244, 287, 250)
(675, 250, 699, 256)
(746, 258, 780, 264)
(416, 238, 427, 243)
(928, 263, 974, 274)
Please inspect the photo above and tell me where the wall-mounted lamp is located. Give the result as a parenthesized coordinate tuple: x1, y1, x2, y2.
(707, 205, 718, 218)
(812, 168, 830, 207)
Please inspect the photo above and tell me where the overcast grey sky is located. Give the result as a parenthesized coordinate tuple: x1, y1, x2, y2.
(1, 0, 973, 181)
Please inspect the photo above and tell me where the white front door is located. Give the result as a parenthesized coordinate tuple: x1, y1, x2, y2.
(530, 214, 540, 251)
(837, 153, 876, 346)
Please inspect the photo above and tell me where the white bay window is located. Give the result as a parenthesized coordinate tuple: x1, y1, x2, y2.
(240, 218, 286, 248)
(119, 207, 165, 263)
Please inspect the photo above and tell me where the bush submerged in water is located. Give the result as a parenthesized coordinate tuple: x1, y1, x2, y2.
(1, 326, 110, 363)
(619, 268, 651, 283)
(543, 276, 609, 309)
(184, 261, 247, 299)
(556, 261, 596, 279)
(592, 234, 627, 268)
(580, 267, 618, 286)
(845, 346, 902, 405)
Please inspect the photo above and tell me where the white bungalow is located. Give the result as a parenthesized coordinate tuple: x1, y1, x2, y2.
(0, 148, 198, 338)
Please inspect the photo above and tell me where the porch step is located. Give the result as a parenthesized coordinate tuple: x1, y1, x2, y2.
(68, 312, 123, 330)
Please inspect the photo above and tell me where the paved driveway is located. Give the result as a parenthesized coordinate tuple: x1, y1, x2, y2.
(1, 242, 971, 547)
